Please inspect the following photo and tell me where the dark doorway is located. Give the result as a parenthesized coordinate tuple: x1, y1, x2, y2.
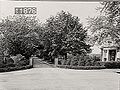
(109, 50, 116, 61)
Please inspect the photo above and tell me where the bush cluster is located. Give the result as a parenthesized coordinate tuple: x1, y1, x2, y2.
(2, 54, 29, 67)
(59, 55, 101, 66)
(16, 57, 29, 66)
(57, 61, 120, 69)
(104, 61, 120, 69)
(0, 65, 33, 72)
(57, 65, 105, 70)
(0, 63, 16, 68)
(0, 54, 31, 72)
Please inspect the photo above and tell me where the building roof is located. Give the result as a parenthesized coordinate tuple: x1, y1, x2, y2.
(101, 35, 119, 49)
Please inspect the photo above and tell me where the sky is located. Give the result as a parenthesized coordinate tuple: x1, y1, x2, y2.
(0, 1, 101, 54)
(0, 1, 101, 24)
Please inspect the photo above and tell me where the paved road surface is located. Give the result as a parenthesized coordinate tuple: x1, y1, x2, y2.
(0, 68, 119, 90)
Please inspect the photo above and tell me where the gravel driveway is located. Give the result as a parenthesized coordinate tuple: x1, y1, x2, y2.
(0, 68, 119, 90)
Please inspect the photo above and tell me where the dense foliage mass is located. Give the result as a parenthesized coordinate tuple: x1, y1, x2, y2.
(0, 16, 43, 58)
(58, 54, 101, 66)
(0, 11, 91, 65)
(43, 11, 91, 62)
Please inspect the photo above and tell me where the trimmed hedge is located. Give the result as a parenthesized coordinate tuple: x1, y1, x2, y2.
(0, 63, 16, 68)
(57, 61, 120, 69)
(57, 65, 105, 70)
(58, 55, 101, 66)
(104, 61, 120, 69)
(0, 65, 33, 72)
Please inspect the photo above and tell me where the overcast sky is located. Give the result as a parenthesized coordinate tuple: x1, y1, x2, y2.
(0, 1, 101, 24)
(0, 1, 101, 54)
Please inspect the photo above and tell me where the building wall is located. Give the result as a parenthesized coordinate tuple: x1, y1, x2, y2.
(101, 47, 119, 62)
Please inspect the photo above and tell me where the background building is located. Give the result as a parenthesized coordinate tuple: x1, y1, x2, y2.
(101, 36, 120, 62)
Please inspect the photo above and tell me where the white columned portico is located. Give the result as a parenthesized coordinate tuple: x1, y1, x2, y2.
(101, 47, 118, 62)
(102, 48, 109, 62)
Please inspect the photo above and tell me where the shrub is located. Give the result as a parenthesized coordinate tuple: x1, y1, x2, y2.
(0, 63, 15, 68)
(6, 63, 16, 67)
(0, 65, 33, 72)
(0, 63, 6, 68)
(3, 56, 14, 64)
(104, 61, 120, 69)
(58, 54, 102, 66)
(17, 57, 29, 66)
(12, 54, 24, 62)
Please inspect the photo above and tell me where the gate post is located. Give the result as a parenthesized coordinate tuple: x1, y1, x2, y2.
(55, 58, 58, 67)
(29, 56, 34, 66)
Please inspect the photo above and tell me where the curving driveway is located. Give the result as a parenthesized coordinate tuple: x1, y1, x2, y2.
(0, 68, 120, 90)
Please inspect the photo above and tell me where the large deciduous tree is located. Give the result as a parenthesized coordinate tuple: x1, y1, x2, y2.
(43, 11, 91, 62)
(0, 15, 44, 59)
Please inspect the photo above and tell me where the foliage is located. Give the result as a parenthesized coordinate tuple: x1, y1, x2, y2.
(104, 61, 120, 69)
(0, 65, 33, 72)
(0, 11, 91, 64)
(43, 11, 91, 61)
(0, 15, 44, 59)
(16, 57, 29, 66)
(0, 63, 16, 68)
(59, 54, 101, 66)
(101, 1, 120, 22)
(4, 57, 14, 64)
(87, 16, 114, 45)
(78, 55, 101, 66)
(87, 1, 120, 45)
(0, 56, 29, 68)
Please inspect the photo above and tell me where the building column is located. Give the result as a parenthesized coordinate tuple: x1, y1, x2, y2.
(101, 48, 103, 61)
(115, 49, 118, 61)
(106, 49, 109, 61)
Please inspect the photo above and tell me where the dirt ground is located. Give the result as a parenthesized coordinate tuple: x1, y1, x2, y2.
(0, 68, 119, 90)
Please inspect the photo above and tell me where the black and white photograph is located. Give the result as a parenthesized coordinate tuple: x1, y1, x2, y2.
(0, 0, 120, 90)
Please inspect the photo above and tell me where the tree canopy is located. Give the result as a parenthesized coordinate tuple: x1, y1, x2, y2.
(43, 11, 91, 57)
(0, 15, 44, 59)
(87, 1, 120, 45)
(0, 11, 91, 62)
